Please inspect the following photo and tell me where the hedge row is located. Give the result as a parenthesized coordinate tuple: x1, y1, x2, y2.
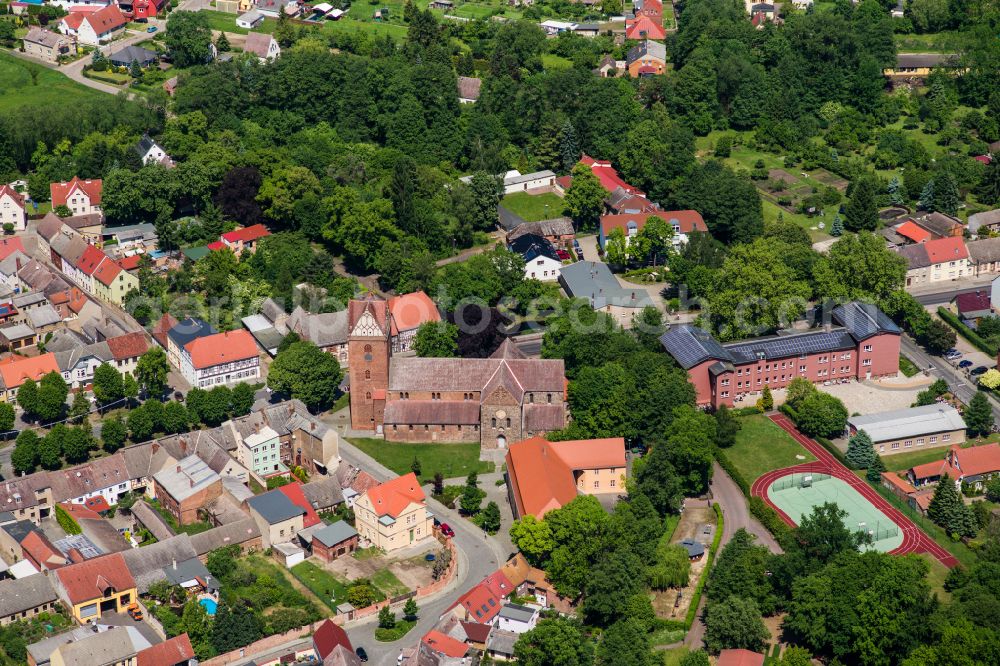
(749, 496, 792, 546)
(815, 436, 848, 466)
(56, 504, 82, 535)
(714, 447, 750, 496)
(938, 307, 997, 355)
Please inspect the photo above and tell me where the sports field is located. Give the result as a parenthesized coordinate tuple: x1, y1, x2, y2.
(767, 472, 903, 553)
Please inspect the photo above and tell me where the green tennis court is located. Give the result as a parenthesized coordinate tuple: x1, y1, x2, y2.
(767, 473, 903, 553)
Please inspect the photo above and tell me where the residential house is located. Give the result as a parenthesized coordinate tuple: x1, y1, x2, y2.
(152, 455, 222, 525)
(0, 575, 59, 626)
(313, 619, 357, 664)
(506, 436, 627, 518)
(486, 630, 519, 661)
(51, 552, 137, 623)
(506, 217, 575, 246)
(445, 572, 513, 625)
(164, 317, 216, 371)
(509, 233, 562, 282)
(953, 290, 993, 321)
(180, 329, 260, 388)
(70, 243, 105, 294)
(109, 44, 158, 68)
(625, 16, 666, 41)
(0, 353, 60, 403)
(247, 489, 306, 548)
(134, 135, 172, 166)
(307, 520, 359, 561)
(457, 76, 482, 104)
(220, 224, 270, 256)
(910, 211, 964, 238)
(717, 650, 766, 666)
(49, 177, 102, 217)
(969, 208, 1000, 235)
(848, 404, 966, 456)
(577, 155, 644, 197)
(237, 9, 265, 28)
(118, 0, 169, 21)
(22, 28, 74, 64)
(883, 53, 960, 80)
(495, 603, 540, 634)
(106, 331, 149, 377)
(420, 631, 470, 662)
(910, 443, 1000, 491)
(354, 472, 433, 553)
(73, 5, 129, 45)
(0, 520, 66, 571)
(969, 237, 1000, 276)
(161, 556, 218, 594)
(598, 209, 708, 251)
(0, 323, 37, 350)
(243, 32, 281, 61)
(558, 261, 655, 326)
(388, 290, 441, 353)
(27, 304, 61, 334)
(659, 302, 902, 408)
(53, 340, 112, 390)
(48, 625, 152, 666)
(897, 236, 971, 286)
(626, 39, 667, 77)
(135, 634, 196, 666)
(894, 219, 932, 245)
(237, 425, 287, 480)
(593, 54, 620, 77)
(0, 184, 26, 231)
(286, 306, 350, 365)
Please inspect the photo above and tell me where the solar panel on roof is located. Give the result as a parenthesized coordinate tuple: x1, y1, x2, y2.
(724, 330, 855, 362)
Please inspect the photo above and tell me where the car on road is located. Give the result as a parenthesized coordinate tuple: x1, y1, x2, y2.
(959, 360, 974, 369)
(356, 647, 368, 662)
(439, 523, 455, 537)
(146, 26, 157, 32)
(971, 366, 989, 376)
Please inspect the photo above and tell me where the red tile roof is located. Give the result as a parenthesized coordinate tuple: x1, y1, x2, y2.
(117, 254, 143, 271)
(60, 500, 102, 521)
(0, 237, 25, 262)
(277, 481, 321, 528)
(76, 244, 107, 276)
(222, 224, 271, 244)
(911, 444, 1000, 481)
(895, 220, 932, 244)
(54, 552, 135, 605)
(0, 353, 60, 390)
(924, 236, 969, 263)
(717, 649, 765, 666)
(61, 13, 85, 31)
(422, 630, 470, 658)
(364, 472, 426, 519)
(0, 185, 24, 209)
(505, 436, 626, 518)
(453, 582, 503, 624)
(626, 15, 666, 40)
(954, 290, 992, 316)
(348, 297, 390, 335)
(184, 329, 259, 369)
(313, 619, 352, 659)
(974, 155, 992, 165)
(461, 621, 492, 644)
(21, 530, 67, 570)
(83, 4, 128, 34)
(152, 313, 178, 348)
(579, 155, 643, 195)
(93, 255, 123, 286)
(481, 570, 514, 599)
(136, 634, 195, 666)
(206, 241, 225, 251)
(600, 210, 707, 238)
(50, 177, 102, 208)
(106, 332, 149, 361)
(881, 471, 917, 494)
(388, 291, 440, 336)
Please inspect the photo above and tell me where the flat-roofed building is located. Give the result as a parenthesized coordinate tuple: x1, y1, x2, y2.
(848, 404, 966, 456)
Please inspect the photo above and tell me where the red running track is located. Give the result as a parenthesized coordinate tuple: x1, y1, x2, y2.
(748, 414, 958, 568)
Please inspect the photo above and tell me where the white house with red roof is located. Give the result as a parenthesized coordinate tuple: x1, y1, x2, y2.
(179, 328, 260, 388)
(49, 177, 102, 216)
(354, 472, 433, 552)
(60, 5, 128, 45)
(598, 209, 708, 252)
(578, 154, 644, 196)
(896, 236, 971, 286)
(0, 185, 26, 231)
(909, 443, 1000, 492)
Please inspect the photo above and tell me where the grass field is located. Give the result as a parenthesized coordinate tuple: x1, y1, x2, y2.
(882, 441, 976, 472)
(291, 560, 349, 610)
(371, 568, 410, 597)
(660, 647, 691, 666)
(347, 438, 495, 480)
(501, 191, 565, 222)
(768, 473, 903, 551)
(0, 53, 101, 112)
(727, 414, 816, 484)
(541, 53, 573, 70)
(921, 553, 952, 602)
(899, 355, 920, 377)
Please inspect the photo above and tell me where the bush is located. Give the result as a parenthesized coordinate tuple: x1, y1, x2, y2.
(749, 496, 792, 544)
(55, 504, 82, 535)
(938, 307, 997, 354)
(714, 447, 750, 496)
(374, 619, 415, 642)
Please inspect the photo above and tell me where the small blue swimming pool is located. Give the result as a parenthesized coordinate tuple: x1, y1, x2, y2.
(199, 599, 217, 615)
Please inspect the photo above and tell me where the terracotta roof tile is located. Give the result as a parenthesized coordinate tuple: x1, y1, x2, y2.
(184, 329, 258, 369)
(93, 255, 122, 286)
(0, 353, 60, 390)
(422, 630, 470, 658)
(0, 237, 25, 262)
(53, 552, 134, 605)
(50, 177, 102, 208)
(106, 331, 149, 360)
(313, 619, 353, 659)
(364, 472, 425, 519)
(76, 245, 107, 276)
(222, 223, 271, 244)
(136, 634, 195, 666)
(388, 291, 440, 336)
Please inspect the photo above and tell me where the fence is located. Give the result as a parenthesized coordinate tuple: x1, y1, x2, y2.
(864, 525, 900, 542)
(771, 472, 832, 492)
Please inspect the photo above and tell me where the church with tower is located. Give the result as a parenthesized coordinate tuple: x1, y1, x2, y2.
(347, 296, 568, 449)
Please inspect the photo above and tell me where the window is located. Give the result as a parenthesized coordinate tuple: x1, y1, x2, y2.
(930, 436, 937, 443)
(364, 344, 372, 353)
(864, 344, 873, 352)
(365, 392, 371, 399)
(365, 370, 370, 379)
(904, 440, 913, 448)
(916, 438, 924, 446)
(943, 434, 951, 441)
(720, 379, 729, 386)
(594, 481, 599, 489)
(891, 442, 900, 450)
(610, 479, 616, 487)
(491, 418, 496, 428)
(721, 391, 729, 398)
(862, 359, 872, 366)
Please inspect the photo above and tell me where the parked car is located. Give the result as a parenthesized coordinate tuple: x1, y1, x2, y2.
(959, 360, 974, 368)
(971, 366, 989, 376)
(440, 523, 455, 537)
(945, 350, 962, 360)
(356, 648, 368, 663)
(146, 25, 157, 32)
(556, 249, 570, 260)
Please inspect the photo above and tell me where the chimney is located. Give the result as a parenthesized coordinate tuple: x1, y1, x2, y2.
(172, 558, 177, 570)
(176, 465, 181, 473)
(311, 422, 316, 432)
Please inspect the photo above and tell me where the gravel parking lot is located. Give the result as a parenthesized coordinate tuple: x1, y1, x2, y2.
(735, 376, 930, 416)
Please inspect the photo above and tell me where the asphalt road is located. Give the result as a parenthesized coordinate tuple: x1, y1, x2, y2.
(900, 334, 1000, 423)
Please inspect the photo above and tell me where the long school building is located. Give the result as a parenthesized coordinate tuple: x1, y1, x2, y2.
(659, 302, 901, 409)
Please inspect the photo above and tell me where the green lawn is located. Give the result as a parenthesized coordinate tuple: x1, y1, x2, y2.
(921, 553, 952, 602)
(348, 438, 494, 480)
(727, 414, 816, 484)
(371, 568, 410, 598)
(883, 440, 979, 472)
(894, 31, 966, 53)
(899, 355, 920, 378)
(541, 53, 573, 70)
(200, 9, 271, 35)
(660, 647, 691, 666)
(501, 191, 565, 222)
(0, 53, 102, 112)
(291, 561, 350, 611)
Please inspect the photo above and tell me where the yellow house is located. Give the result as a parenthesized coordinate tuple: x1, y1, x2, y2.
(883, 53, 960, 79)
(355, 472, 434, 553)
(52, 553, 137, 623)
(93, 257, 140, 306)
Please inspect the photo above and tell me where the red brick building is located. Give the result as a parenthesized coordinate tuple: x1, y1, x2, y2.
(347, 296, 391, 431)
(309, 521, 359, 562)
(659, 302, 901, 409)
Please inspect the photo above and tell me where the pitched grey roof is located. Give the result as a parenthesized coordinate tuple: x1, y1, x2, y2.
(509, 234, 560, 263)
(121, 534, 198, 593)
(166, 317, 216, 349)
(54, 341, 112, 373)
(163, 556, 217, 589)
(968, 236, 1000, 264)
(507, 218, 574, 242)
(0, 323, 35, 341)
(301, 476, 345, 511)
(130, 500, 176, 542)
(848, 404, 966, 443)
(626, 39, 666, 66)
(831, 301, 901, 340)
(0, 574, 57, 619)
(53, 626, 150, 665)
(310, 520, 358, 547)
(895, 53, 959, 69)
(27, 304, 61, 329)
(109, 45, 158, 67)
(287, 306, 349, 348)
(189, 518, 261, 555)
(969, 209, 1000, 234)
(247, 490, 303, 525)
(497, 603, 536, 623)
(723, 329, 856, 364)
(680, 538, 705, 558)
(23, 27, 64, 48)
(487, 629, 519, 656)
